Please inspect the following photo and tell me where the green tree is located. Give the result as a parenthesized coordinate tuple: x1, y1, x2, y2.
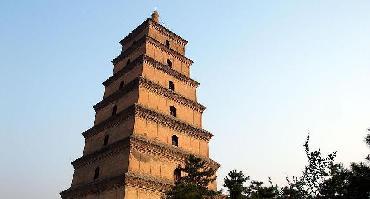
(342, 130, 370, 198)
(166, 155, 220, 199)
(223, 170, 249, 199)
(365, 132, 370, 161)
(223, 132, 370, 199)
(345, 162, 370, 198)
(246, 178, 279, 199)
(280, 134, 337, 198)
(318, 163, 350, 198)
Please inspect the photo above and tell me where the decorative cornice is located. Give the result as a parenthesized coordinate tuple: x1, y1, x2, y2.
(140, 77, 205, 112)
(143, 55, 199, 87)
(113, 36, 193, 65)
(104, 55, 199, 88)
(82, 105, 135, 138)
(96, 78, 139, 111)
(95, 76, 205, 113)
(103, 55, 143, 87)
(125, 172, 172, 192)
(83, 104, 212, 140)
(72, 137, 130, 169)
(119, 19, 150, 46)
(146, 36, 193, 65)
(131, 135, 220, 169)
(60, 172, 171, 199)
(119, 18, 188, 47)
(135, 104, 212, 140)
(148, 19, 188, 45)
(72, 134, 220, 174)
(112, 36, 146, 64)
(60, 174, 125, 199)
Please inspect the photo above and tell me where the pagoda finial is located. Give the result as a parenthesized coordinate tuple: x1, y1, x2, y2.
(151, 10, 159, 23)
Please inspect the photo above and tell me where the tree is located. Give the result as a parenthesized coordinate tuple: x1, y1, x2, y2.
(223, 170, 279, 199)
(340, 130, 370, 198)
(345, 162, 370, 198)
(280, 134, 337, 198)
(222, 132, 370, 198)
(365, 131, 370, 161)
(318, 163, 350, 198)
(166, 155, 220, 199)
(223, 170, 249, 199)
(246, 178, 279, 199)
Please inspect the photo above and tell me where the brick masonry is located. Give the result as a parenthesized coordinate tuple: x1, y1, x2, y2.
(61, 11, 219, 199)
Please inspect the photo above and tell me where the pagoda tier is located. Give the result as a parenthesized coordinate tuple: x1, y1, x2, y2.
(61, 134, 218, 198)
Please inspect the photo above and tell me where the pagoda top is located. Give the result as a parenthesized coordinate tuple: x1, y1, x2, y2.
(119, 12, 188, 47)
(151, 10, 159, 23)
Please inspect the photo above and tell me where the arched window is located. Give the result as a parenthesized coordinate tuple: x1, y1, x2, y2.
(119, 81, 124, 90)
(165, 40, 170, 48)
(103, 135, 109, 146)
(169, 81, 175, 91)
(174, 168, 181, 182)
(170, 106, 176, 117)
(167, 59, 172, 67)
(94, 167, 100, 180)
(172, 135, 179, 147)
(112, 105, 117, 116)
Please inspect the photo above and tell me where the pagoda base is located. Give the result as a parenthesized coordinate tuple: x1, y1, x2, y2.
(61, 172, 172, 199)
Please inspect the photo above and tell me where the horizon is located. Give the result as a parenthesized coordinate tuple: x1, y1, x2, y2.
(1, 1, 370, 198)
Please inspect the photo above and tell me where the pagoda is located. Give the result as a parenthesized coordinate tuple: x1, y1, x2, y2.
(61, 11, 220, 199)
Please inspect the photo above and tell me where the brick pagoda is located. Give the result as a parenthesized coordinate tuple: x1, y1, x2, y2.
(61, 11, 219, 199)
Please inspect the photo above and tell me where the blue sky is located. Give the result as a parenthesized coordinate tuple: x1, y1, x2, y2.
(1, 1, 370, 198)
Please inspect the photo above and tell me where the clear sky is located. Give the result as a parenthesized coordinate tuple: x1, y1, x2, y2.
(1, 0, 370, 198)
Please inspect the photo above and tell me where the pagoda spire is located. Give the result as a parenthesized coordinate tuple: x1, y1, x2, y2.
(151, 10, 159, 23)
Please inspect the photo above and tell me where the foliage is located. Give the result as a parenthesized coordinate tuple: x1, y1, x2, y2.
(223, 170, 249, 199)
(245, 179, 279, 199)
(223, 132, 370, 199)
(366, 132, 370, 161)
(224, 171, 279, 199)
(166, 155, 220, 199)
(283, 134, 337, 198)
(318, 163, 350, 198)
(345, 162, 370, 198)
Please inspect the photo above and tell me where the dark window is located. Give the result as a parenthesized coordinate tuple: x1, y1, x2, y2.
(112, 105, 117, 116)
(170, 106, 176, 117)
(167, 59, 172, 67)
(119, 81, 124, 90)
(94, 167, 100, 180)
(172, 135, 179, 147)
(103, 135, 109, 146)
(126, 59, 131, 66)
(169, 81, 175, 91)
(165, 40, 170, 48)
(174, 168, 181, 182)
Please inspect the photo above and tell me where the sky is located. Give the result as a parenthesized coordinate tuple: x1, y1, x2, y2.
(1, 0, 370, 198)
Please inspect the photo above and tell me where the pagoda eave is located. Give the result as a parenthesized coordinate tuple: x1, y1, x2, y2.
(95, 76, 205, 113)
(72, 134, 219, 170)
(113, 36, 193, 65)
(104, 55, 199, 88)
(83, 104, 213, 141)
(60, 172, 172, 199)
(119, 18, 188, 47)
